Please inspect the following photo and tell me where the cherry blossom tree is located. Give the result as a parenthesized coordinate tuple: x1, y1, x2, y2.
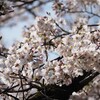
(0, 0, 100, 100)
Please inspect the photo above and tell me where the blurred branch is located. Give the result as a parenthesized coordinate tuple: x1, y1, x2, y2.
(66, 10, 100, 18)
(0, 0, 54, 26)
(88, 24, 100, 26)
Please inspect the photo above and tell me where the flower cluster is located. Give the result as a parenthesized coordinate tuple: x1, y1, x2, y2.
(0, 13, 100, 100)
(58, 32, 100, 72)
